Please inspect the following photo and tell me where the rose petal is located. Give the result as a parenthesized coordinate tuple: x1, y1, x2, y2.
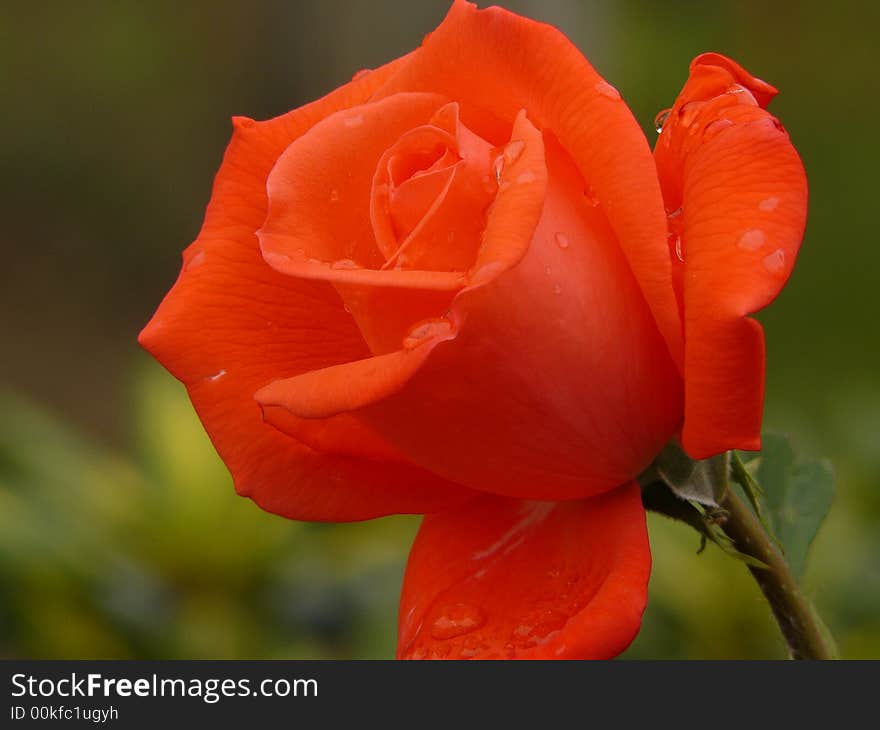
(357, 133, 680, 500)
(139, 55, 477, 521)
(654, 54, 807, 458)
(257, 91, 454, 278)
(257, 123, 681, 502)
(372, 0, 683, 370)
(397, 482, 650, 659)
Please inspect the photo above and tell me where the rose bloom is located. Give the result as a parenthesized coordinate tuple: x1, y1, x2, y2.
(140, 1, 806, 659)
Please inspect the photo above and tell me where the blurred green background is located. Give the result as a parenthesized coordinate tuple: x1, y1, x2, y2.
(1, 0, 877, 659)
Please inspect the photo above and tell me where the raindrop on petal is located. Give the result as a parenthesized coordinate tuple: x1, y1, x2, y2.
(654, 108, 672, 133)
(737, 228, 766, 251)
(430, 604, 486, 641)
(595, 81, 621, 100)
(554, 232, 570, 249)
(762, 248, 786, 274)
(331, 258, 359, 270)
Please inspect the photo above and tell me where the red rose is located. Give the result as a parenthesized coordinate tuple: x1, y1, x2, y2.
(140, 1, 806, 659)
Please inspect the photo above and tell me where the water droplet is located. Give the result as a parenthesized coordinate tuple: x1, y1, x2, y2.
(343, 114, 364, 128)
(511, 609, 568, 648)
(493, 155, 505, 184)
(737, 228, 766, 252)
(554, 232, 570, 249)
(704, 118, 734, 139)
(185, 250, 206, 270)
(553, 283, 562, 295)
(762, 248, 786, 274)
(516, 171, 536, 184)
(595, 81, 620, 101)
(667, 208, 684, 262)
(544, 265, 552, 276)
(206, 369, 226, 382)
(331, 258, 358, 270)
(759, 196, 780, 212)
(330, 189, 340, 202)
(654, 108, 672, 133)
(672, 234, 684, 262)
(584, 185, 600, 207)
(430, 604, 486, 641)
(503, 139, 526, 164)
(403, 318, 453, 349)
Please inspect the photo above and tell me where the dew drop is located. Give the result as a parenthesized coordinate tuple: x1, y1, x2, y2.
(759, 196, 780, 212)
(331, 258, 359, 270)
(762, 248, 786, 274)
(516, 171, 537, 184)
(511, 609, 568, 648)
(654, 108, 672, 133)
(672, 234, 684, 263)
(704, 118, 734, 139)
(667, 208, 684, 262)
(544, 265, 552, 276)
(553, 283, 562, 295)
(584, 185, 600, 207)
(737, 228, 766, 252)
(185, 250, 206, 270)
(343, 114, 364, 128)
(493, 155, 505, 184)
(503, 139, 526, 164)
(430, 604, 486, 641)
(595, 80, 621, 101)
(554, 232, 570, 249)
(207, 369, 226, 382)
(403, 318, 453, 349)
(330, 189, 340, 202)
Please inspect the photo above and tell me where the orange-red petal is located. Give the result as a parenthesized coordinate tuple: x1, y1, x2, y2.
(655, 54, 807, 458)
(138, 55, 477, 521)
(373, 0, 683, 370)
(397, 482, 650, 659)
(354, 133, 680, 501)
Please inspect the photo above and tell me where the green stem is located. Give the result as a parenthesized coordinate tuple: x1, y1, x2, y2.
(719, 487, 835, 660)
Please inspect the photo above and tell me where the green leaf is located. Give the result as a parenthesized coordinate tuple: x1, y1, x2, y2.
(748, 432, 836, 580)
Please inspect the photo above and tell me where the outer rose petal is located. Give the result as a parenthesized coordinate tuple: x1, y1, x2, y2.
(655, 54, 807, 458)
(138, 55, 477, 521)
(373, 0, 684, 371)
(397, 482, 650, 660)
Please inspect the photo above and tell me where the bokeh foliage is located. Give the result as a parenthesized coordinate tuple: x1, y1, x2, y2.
(1, 0, 877, 658)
